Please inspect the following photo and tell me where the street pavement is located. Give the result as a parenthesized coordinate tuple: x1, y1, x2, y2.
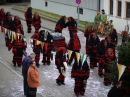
(0, 2, 122, 97)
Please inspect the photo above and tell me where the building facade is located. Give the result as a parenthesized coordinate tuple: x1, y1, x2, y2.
(31, 0, 130, 33)
(104, 0, 130, 33)
(31, 0, 104, 22)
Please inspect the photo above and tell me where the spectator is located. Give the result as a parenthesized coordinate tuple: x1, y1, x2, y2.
(27, 60, 40, 97)
(22, 53, 36, 96)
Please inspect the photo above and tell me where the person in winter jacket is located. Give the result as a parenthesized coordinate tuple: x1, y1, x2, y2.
(27, 60, 40, 97)
(66, 16, 77, 37)
(32, 12, 41, 33)
(99, 9, 107, 35)
(94, 11, 101, 33)
(55, 47, 67, 86)
(22, 53, 36, 96)
(24, 7, 33, 33)
(55, 16, 66, 33)
(71, 59, 90, 96)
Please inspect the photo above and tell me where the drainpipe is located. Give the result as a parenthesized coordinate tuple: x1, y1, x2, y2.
(99, 0, 100, 11)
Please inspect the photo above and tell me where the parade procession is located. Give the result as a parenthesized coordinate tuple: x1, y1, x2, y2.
(0, 0, 130, 97)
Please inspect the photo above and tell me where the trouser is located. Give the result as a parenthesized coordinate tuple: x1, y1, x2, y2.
(90, 54, 97, 68)
(12, 53, 23, 66)
(100, 25, 105, 34)
(26, 20, 32, 33)
(67, 52, 76, 65)
(69, 31, 73, 38)
(35, 53, 40, 66)
(27, 88, 37, 97)
(23, 75, 29, 96)
(98, 63, 104, 76)
(42, 53, 51, 65)
(74, 78, 86, 95)
(104, 66, 111, 84)
(96, 23, 100, 32)
(57, 67, 65, 83)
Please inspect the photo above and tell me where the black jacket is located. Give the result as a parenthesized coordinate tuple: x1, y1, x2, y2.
(107, 86, 124, 97)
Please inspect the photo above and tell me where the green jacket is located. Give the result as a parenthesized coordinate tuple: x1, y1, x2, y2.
(100, 14, 107, 23)
(94, 14, 101, 24)
(109, 24, 114, 31)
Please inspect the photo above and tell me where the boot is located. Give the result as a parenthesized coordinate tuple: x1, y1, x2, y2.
(60, 80, 65, 85)
(56, 79, 61, 86)
(14, 64, 16, 67)
(18, 64, 21, 67)
(43, 63, 46, 65)
(36, 64, 40, 68)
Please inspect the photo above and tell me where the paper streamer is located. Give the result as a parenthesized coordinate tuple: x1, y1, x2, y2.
(117, 64, 126, 81)
(28, 37, 30, 44)
(67, 50, 73, 60)
(4, 28, 7, 34)
(81, 54, 87, 66)
(23, 36, 26, 43)
(37, 40, 41, 45)
(76, 52, 81, 63)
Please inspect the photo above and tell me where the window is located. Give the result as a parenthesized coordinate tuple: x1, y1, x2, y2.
(77, 8, 83, 14)
(45, 1, 48, 7)
(117, 1, 122, 16)
(126, 2, 130, 18)
(110, 0, 113, 15)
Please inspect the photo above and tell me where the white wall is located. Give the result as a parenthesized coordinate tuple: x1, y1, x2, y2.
(31, 0, 98, 22)
(104, 0, 130, 33)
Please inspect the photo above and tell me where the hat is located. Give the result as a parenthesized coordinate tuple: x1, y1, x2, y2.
(101, 9, 105, 12)
(110, 20, 113, 22)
